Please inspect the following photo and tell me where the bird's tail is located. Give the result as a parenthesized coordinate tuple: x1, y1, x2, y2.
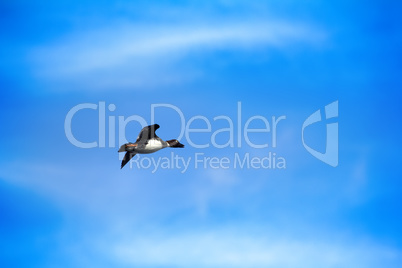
(118, 144, 126, 152)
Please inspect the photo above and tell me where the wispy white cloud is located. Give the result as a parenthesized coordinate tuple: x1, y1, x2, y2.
(1, 158, 401, 268)
(110, 228, 401, 268)
(30, 19, 326, 90)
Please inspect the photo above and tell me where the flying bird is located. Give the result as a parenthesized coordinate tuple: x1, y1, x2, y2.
(118, 124, 184, 169)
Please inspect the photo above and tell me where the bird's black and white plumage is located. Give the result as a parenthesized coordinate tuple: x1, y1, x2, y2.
(118, 124, 184, 169)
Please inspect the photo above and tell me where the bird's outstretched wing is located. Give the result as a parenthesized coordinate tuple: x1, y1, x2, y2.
(135, 124, 160, 143)
(121, 152, 136, 169)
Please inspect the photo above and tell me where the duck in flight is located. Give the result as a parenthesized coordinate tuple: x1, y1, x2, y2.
(118, 124, 184, 169)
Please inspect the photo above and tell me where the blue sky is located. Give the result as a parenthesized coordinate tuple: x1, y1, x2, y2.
(1, 0, 402, 267)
